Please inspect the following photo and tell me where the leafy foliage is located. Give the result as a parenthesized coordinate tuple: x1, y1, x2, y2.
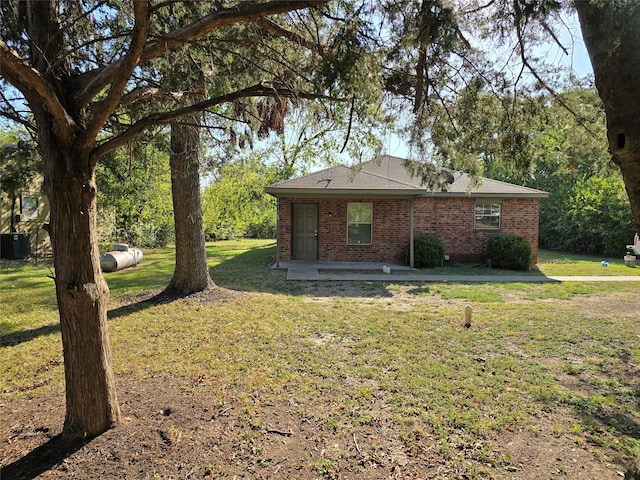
(202, 156, 278, 240)
(413, 234, 445, 268)
(96, 133, 174, 248)
(488, 234, 532, 271)
(0, 133, 41, 200)
(556, 176, 633, 256)
(0, 130, 42, 231)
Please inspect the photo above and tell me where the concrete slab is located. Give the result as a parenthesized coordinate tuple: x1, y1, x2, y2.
(274, 261, 640, 283)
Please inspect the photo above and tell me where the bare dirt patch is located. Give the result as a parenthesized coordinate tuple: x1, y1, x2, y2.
(1, 377, 629, 480)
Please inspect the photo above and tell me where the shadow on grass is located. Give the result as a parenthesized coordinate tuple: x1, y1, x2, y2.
(209, 248, 397, 298)
(571, 395, 640, 440)
(0, 434, 87, 480)
(0, 323, 60, 348)
(208, 245, 280, 292)
(406, 286, 431, 296)
(108, 289, 194, 320)
(591, 408, 640, 439)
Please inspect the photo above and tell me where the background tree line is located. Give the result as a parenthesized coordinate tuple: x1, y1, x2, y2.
(3, 82, 634, 256)
(84, 82, 639, 256)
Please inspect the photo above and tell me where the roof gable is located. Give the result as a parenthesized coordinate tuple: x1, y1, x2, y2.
(266, 155, 548, 198)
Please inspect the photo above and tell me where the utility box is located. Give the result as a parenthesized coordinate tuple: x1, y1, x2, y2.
(0, 233, 31, 259)
(624, 254, 636, 267)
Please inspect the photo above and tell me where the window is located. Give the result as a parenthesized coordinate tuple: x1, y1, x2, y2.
(347, 202, 372, 244)
(20, 195, 39, 221)
(475, 201, 500, 229)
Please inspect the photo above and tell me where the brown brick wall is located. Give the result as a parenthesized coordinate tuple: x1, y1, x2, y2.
(276, 196, 540, 265)
(413, 197, 540, 264)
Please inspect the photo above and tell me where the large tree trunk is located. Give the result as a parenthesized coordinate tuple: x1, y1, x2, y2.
(576, 5, 640, 478)
(167, 119, 214, 294)
(43, 136, 120, 438)
(22, 0, 120, 439)
(575, 2, 640, 233)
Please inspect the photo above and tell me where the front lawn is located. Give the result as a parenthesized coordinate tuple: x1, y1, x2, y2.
(1, 240, 639, 479)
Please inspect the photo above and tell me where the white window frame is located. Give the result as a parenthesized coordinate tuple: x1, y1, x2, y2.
(475, 201, 501, 230)
(347, 202, 373, 245)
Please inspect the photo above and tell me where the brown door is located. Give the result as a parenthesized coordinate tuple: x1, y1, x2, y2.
(292, 203, 318, 260)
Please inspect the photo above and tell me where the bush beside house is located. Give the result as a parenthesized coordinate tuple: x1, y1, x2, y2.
(488, 234, 532, 271)
(414, 234, 445, 268)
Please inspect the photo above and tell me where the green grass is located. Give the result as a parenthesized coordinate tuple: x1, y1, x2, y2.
(537, 249, 640, 276)
(2, 240, 640, 471)
(417, 248, 640, 277)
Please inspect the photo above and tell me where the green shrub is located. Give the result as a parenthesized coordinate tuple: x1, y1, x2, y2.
(488, 234, 531, 271)
(414, 234, 445, 268)
(539, 175, 634, 256)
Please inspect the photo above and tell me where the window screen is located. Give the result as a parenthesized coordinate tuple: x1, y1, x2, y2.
(347, 202, 372, 244)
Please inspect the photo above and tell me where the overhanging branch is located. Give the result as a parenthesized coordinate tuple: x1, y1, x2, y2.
(75, 0, 329, 107)
(514, 17, 597, 137)
(91, 82, 347, 162)
(253, 17, 323, 54)
(81, 1, 149, 148)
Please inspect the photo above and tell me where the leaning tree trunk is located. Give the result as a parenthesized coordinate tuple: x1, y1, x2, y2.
(576, 5, 640, 478)
(167, 118, 214, 294)
(42, 134, 120, 438)
(576, 2, 640, 233)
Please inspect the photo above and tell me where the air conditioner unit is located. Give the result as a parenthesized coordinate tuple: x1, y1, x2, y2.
(0, 233, 30, 259)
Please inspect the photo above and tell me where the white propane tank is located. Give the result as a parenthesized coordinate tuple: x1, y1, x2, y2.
(100, 245, 143, 272)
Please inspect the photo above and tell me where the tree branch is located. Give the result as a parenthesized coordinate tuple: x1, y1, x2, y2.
(0, 109, 37, 134)
(253, 17, 322, 54)
(541, 21, 568, 56)
(75, 0, 329, 107)
(0, 40, 75, 142)
(119, 87, 163, 108)
(81, 1, 149, 149)
(514, 16, 596, 137)
(91, 82, 347, 162)
(0, 87, 37, 133)
(340, 96, 356, 153)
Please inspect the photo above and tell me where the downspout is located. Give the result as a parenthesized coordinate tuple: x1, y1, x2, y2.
(275, 197, 280, 267)
(409, 197, 414, 268)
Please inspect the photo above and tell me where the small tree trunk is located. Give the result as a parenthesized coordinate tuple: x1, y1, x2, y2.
(167, 119, 214, 294)
(45, 147, 120, 439)
(576, 3, 640, 232)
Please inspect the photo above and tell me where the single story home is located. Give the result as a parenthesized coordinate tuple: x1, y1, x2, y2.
(265, 155, 548, 267)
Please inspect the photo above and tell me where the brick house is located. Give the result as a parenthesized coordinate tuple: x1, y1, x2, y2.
(265, 155, 548, 267)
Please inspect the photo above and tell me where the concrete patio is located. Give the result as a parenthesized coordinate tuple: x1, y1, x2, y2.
(273, 260, 640, 282)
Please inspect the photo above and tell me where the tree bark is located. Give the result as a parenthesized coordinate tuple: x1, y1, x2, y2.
(42, 134, 120, 438)
(167, 118, 214, 294)
(575, 2, 640, 233)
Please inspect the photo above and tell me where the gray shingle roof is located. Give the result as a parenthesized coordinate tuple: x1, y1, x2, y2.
(266, 155, 548, 198)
